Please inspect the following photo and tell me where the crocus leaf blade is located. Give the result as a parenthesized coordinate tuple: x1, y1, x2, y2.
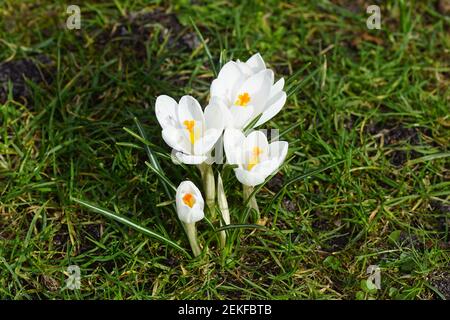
(72, 197, 190, 258)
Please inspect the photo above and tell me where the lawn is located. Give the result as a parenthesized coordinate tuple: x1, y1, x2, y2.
(0, 0, 449, 300)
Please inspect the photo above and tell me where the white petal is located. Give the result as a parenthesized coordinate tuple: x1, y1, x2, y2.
(243, 130, 269, 155)
(177, 181, 203, 200)
(269, 78, 285, 99)
(175, 152, 207, 165)
(162, 127, 190, 154)
(234, 168, 266, 187)
(178, 95, 205, 127)
(176, 181, 205, 223)
(218, 61, 242, 80)
(229, 104, 254, 129)
(210, 78, 230, 104)
(266, 69, 275, 86)
(204, 99, 224, 131)
(235, 70, 272, 116)
(250, 158, 279, 177)
(236, 61, 253, 77)
(155, 95, 178, 128)
(224, 128, 245, 165)
(255, 91, 287, 127)
(215, 61, 245, 101)
(185, 207, 205, 224)
(268, 140, 289, 169)
(194, 128, 221, 155)
(208, 96, 234, 128)
(176, 203, 190, 223)
(176, 205, 204, 224)
(245, 53, 266, 74)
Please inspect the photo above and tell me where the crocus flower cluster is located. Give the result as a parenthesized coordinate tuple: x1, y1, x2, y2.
(155, 53, 289, 257)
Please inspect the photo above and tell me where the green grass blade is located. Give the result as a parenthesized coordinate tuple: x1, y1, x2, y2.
(189, 17, 217, 77)
(129, 117, 175, 201)
(133, 117, 161, 170)
(145, 161, 176, 192)
(262, 159, 345, 215)
(72, 198, 190, 258)
(243, 113, 263, 133)
(216, 223, 267, 232)
(406, 152, 450, 166)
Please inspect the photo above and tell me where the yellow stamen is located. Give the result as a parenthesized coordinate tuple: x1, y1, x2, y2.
(182, 193, 196, 208)
(235, 92, 251, 107)
(247, 147, 262, 171)
(183, 120, 196, 144)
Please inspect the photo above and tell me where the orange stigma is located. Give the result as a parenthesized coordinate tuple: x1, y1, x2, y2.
(182, 193, 196, 208)
(183, 120, 196, 144)
(247, 147, 262, 171)
(235, 92, 251, 107)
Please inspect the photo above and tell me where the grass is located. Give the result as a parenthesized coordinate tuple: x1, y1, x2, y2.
(0, 0, 449, 299)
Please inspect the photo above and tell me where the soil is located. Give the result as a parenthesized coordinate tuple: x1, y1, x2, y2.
(266, 172, 284, 192)
(326, 233, 351, 252)
(310, 209, 352, 252)
(431, 271, 450, 299)
(330, 0, 385, 14)
(239, 232, 285, 280)
(52, 229, 70, 252)
(430, 201, 450, 233)
(79, 223, 102, 253)
(398, 232, 424, 250)
(365, 121, 430, 166)
(282, 198, 298, 212)
(431, 201, 450, 214)
(164, 257, 179, 268)
(0, 55, 54, 105)
(96, 9, 199, 58)
(311, 210, 330, 231)
(366, 121, 422, 144)
(343, 114, 359, 131)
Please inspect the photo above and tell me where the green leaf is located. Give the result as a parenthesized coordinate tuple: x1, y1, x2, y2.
(355, 291, 366, 300)
(323, 256, 341, 271)
(388, 287, 399, 298)
(388, 230, 402, 244)
(215, 223, 267, 232)
(71, 198, 190, 258)
(243, 113, 263, 133)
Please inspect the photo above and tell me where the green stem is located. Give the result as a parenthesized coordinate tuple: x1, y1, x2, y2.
(183, 222, 201, 257)
(243, 185, 260, 220)
(198, 163, 216, 219)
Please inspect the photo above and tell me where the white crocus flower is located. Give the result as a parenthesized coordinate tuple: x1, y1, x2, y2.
(224, 128, 288, 220)
(210, 53, 287, 130)
(176, 181, 205, 257)
(224, 128, 288, 187)
(155, 95, 224, 165)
